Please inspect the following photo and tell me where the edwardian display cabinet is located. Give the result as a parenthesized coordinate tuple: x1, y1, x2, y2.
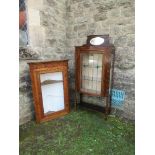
(75, 35, 115, 118)
(28, 60, 70, 123)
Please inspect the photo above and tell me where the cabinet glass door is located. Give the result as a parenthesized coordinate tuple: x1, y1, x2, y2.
(81, 53, 103, 94)
(40, 72, 64, 115)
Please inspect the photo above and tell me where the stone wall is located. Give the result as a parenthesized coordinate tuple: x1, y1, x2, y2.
(19, 0, 67, 125)
(66, 0, 135, 120)
(19, 0, 135, 125)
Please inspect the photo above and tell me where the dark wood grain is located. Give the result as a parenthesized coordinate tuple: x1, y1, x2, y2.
(75, 35, 115, 117)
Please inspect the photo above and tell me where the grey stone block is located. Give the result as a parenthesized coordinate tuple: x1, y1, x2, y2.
(44, 0, 58, 6)
(76, 17, 88, 24)
(94, 13, 107, 22)
(116, 0, 134, 8)
(121, 25, 135, 35)
(71, 0, 84, 4)
(74, 24, 87, 31)
(83, 1, 93, 8)
(45, 39, 57, 47)
(19, 48, 40, 60)
(121, 7, 135, 17)
(114, 36, 128, 46)
(114, 47, 135, 70)
(110, 25, 122, 36)
(78, 31, 87, 38)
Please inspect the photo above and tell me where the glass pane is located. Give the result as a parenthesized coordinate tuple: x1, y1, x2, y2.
(81, 53, 103, 94)
(40, 72, 64, 115)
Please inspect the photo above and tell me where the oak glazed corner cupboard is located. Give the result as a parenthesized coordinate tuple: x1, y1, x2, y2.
(75, 35, 115, 118)
(28, 60, 70, 123)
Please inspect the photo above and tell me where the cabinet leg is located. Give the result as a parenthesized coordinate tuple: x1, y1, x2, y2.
(104, 96, 109, 120)
(74, 91, 78, 111)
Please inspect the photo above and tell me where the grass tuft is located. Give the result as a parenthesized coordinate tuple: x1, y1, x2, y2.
(20, 109, 135, 155)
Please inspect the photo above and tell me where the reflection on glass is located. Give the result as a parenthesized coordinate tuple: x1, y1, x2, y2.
(40, 72, 64, 115)
(81, 53, 103, 94)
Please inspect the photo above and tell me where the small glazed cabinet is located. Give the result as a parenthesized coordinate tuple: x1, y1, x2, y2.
(28, 60, 70, 123)
(75, 35, 115, 117)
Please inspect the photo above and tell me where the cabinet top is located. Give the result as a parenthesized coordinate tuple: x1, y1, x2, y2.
(27, 59, 69, 64)
(75, 35, 114, 48)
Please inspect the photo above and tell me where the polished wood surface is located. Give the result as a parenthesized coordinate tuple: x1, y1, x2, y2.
(28, 60, 70, 123)
(75, 35, 115, 117)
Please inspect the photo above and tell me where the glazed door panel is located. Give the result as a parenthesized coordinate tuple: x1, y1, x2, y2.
(40, 72, 64, 115)
(80, 53, 103, 94)
(28, 60, 70, 123)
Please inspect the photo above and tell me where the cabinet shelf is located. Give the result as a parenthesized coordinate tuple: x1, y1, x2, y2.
(41, 80, 63, 86)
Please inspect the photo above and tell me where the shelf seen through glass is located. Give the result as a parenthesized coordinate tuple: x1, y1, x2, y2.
(40, 72, 64, 115)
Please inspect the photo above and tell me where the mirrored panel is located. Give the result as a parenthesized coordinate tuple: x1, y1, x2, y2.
(90, 37, 105, 45)
(40, 72, 64, 115)
(81, 53, 103, 94)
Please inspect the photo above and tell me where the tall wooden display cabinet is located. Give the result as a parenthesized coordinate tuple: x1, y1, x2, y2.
(75, 35, 115, 118)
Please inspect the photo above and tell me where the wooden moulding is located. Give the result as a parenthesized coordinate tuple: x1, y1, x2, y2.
(28, 60, 70, 123)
